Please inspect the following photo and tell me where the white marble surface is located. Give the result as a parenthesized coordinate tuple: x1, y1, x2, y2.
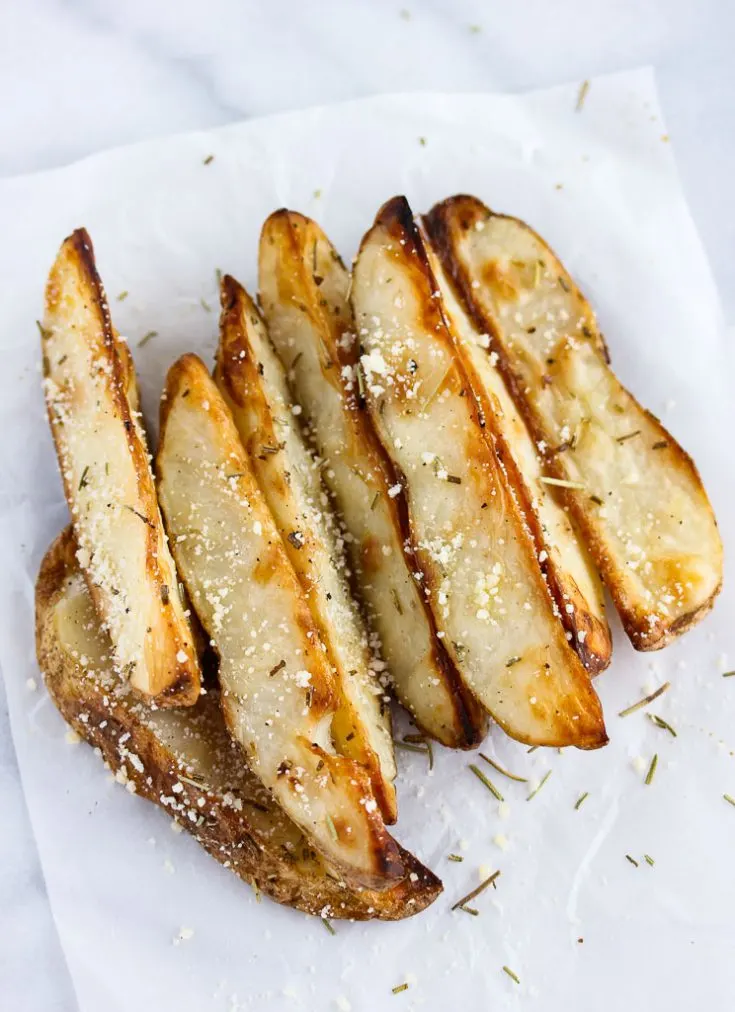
(2, 3, 734, 1009)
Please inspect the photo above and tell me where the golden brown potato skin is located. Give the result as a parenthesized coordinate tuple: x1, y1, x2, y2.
(424, 195, 723, 651)
(35, 528, 442, 920)
(41, 229, 200, 706)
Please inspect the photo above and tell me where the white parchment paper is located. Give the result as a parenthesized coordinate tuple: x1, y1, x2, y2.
(1, 68, 734, 1011)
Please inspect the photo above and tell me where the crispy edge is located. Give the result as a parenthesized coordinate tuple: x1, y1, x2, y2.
(352, 196, 608, 750)
(42, 229, 200, 704)
(424, 195, 723, 650)
(215, 274, 398, 823)
(35, 527, 442, 920)
(259, 209, 487, 749)
(421, 223, 612, 673)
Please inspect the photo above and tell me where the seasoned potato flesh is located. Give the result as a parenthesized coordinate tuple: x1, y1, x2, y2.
(352, 198, 607, 749)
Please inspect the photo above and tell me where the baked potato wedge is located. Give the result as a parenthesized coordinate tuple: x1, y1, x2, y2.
(258, 209, 486, 749)
(351, 197, 607, 749)
(423, 233, 612, 674)
(156, 354, 404, 888)
(424, 196, 723, 650)
(41, 229, 200, 706)
(35, 528, 441, 919)
(214, 275, 397, 823)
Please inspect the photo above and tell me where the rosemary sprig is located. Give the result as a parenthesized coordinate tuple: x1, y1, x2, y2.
(392, 983, 409, 995)
(321, 917, 336, 935)
(451, 870, 500, 911)
(722, 671, 735, 678)
(469, 764, 504, 801)
(618, 682, 670, 717)
(574, 791, 589, 810)
(138, 330, 158, 348)
(648, 713, 676, 737)
(479, 752, 527, 783)
(724, 794, 735, 807)
(644, 753, 658, 786)
(527, 770, 552, 801)
(626, 854, 639, 867)
(502, 966, 520, 984)
(644, 854, 655, 866)
(448, 854, 463, 862)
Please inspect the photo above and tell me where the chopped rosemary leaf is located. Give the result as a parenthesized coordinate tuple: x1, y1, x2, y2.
(526, 745, 538, 754)
(395, 742, 430, 756)
(574, 791, 589, 810)
(117, 290, 129, 301)
(200, 297, 212, 312)
(203, 154, 214, 165)
(469, 763, 504, 801)
(325, 814, 338, 841)
(451, 870, 500, 911)
(505, 656, 521, 668)
(576, 79, 590, 111)
(644, 854, 655, 866)
(652, 440, 668, 450)
(618, 682, 670, 717)
(460, 905, 479, 916)
(724, 794, 735, 807)
(426, 737, 434, 771)
(138, 330, 158, 348)
(122, 504, 153, 527)
(391, 587, 404, 615)
(215, 268, 223, 286)
(392, 983, 409, 995)
(539, 476, 585, 490)
(269, 659, 286, 677)
(321, 917, 336, 936)
(448, 854, 464, 862)
(589, 494, 604, 505)
(479, 752, 527, 783)
(418, 136, 427, 146)
(446, 474, 462, 485)
(527, 770, 552, 801)
(626, 854, 639, 867)
(370, 491, 381, 510)
(644, 753, 658, 786)
(722, 671, 735, 678)
(78, 465, 90, 490)
(648, 713, 676, 737)
(616, 430, 641, 443)
(36, 320, 51, 340)
(502, 966, 520, 984)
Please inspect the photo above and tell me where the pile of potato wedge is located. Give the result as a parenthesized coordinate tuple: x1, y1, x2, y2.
(35, 194, 722, 920)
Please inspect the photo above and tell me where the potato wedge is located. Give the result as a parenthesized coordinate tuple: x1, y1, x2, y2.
(258, 210, 486, 749)
(36, 528, 441, 919)
(156, 354, 404, 888)
(422, 233, 612, 674)
(41, 229, 200, 706)
(214, 275, 397, 823)
(424, 196, 723, 650)
(351, 197, 607, 749)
